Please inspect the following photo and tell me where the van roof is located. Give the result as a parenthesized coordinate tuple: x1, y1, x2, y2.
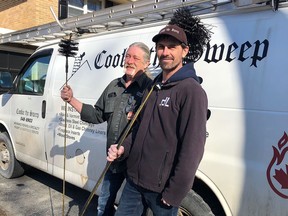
(0, 0, 285, 46)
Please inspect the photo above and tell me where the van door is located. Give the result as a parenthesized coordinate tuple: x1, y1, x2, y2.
(9, 48, 53, 170)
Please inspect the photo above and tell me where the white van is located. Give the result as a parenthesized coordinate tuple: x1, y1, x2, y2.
(0, 1, 288, 215)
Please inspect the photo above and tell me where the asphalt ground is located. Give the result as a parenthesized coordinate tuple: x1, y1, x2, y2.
(0, 166, 98, 216)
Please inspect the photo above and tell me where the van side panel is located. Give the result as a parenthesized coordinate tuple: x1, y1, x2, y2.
(197, 6, 288, 216)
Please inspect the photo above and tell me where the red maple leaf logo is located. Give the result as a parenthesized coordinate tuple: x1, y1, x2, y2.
(274, 164, 288, 189)
(267, 132, 288, 199)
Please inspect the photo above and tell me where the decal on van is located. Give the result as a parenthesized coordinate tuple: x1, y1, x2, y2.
(94, 47, 159, 70)
(203, 39, 269, 67)
(56, 106, 106, 141)
(72, 52, 91, 75)
(60, 52, 92, 89)
(267, 132, 288, 199)
(13, 109, 40, 134)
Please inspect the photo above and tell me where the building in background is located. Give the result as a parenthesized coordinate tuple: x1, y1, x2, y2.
(0, 0, 130, 90)
(0, 0, 130, 32)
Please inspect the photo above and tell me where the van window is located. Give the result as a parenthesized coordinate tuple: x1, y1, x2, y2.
(16, 54, 51, 95)
(0, 71, 13, 88)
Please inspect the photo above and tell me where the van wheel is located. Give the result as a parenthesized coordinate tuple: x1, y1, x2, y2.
(146, 190, 214, 216)
(0, 132, 24, 178)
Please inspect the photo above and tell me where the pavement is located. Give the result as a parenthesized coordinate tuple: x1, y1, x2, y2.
(0, 167, 98, 216)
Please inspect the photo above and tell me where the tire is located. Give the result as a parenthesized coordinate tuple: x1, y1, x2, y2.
(179, 190, 214, 216)
(0, 132, 24, 178)
(146, 190, 214, 216)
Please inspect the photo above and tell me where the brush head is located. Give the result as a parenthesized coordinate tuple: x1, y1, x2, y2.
(168, 7, 212, 63)
(58, 38, 79, 57)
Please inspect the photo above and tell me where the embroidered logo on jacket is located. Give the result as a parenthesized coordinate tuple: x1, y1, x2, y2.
(159, 97, 170, 107)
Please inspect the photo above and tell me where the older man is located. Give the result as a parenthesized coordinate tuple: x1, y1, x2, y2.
(61, 42, 152, 216)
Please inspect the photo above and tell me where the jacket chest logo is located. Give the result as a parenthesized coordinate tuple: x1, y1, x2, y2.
(159, 97, 170, 107)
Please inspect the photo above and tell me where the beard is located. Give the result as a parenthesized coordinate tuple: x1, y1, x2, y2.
(159, 58, 180, 73)
(123, 64, 136, 78)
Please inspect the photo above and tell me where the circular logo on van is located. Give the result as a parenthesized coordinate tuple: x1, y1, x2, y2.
(266, 132, 288, 199)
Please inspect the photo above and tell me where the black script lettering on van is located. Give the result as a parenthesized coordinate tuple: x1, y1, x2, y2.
(94, 47, 160, 70)
(94, 49, 126, 69)
(150, 47, 159, 68)
(204, 39, 269, 67)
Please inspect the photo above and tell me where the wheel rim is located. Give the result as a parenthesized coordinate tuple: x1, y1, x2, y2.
(178, 206, 193, 216)
(0, 142, 10, 171)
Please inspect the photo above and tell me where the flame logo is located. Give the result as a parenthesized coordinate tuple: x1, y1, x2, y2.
(266, 132, 288, 199)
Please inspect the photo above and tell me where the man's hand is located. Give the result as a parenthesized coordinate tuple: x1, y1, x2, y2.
(61, 85, 73, 103)
(107, 144, 124, 162)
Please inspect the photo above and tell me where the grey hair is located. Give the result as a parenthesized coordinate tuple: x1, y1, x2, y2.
(129, 42, 151, 63)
